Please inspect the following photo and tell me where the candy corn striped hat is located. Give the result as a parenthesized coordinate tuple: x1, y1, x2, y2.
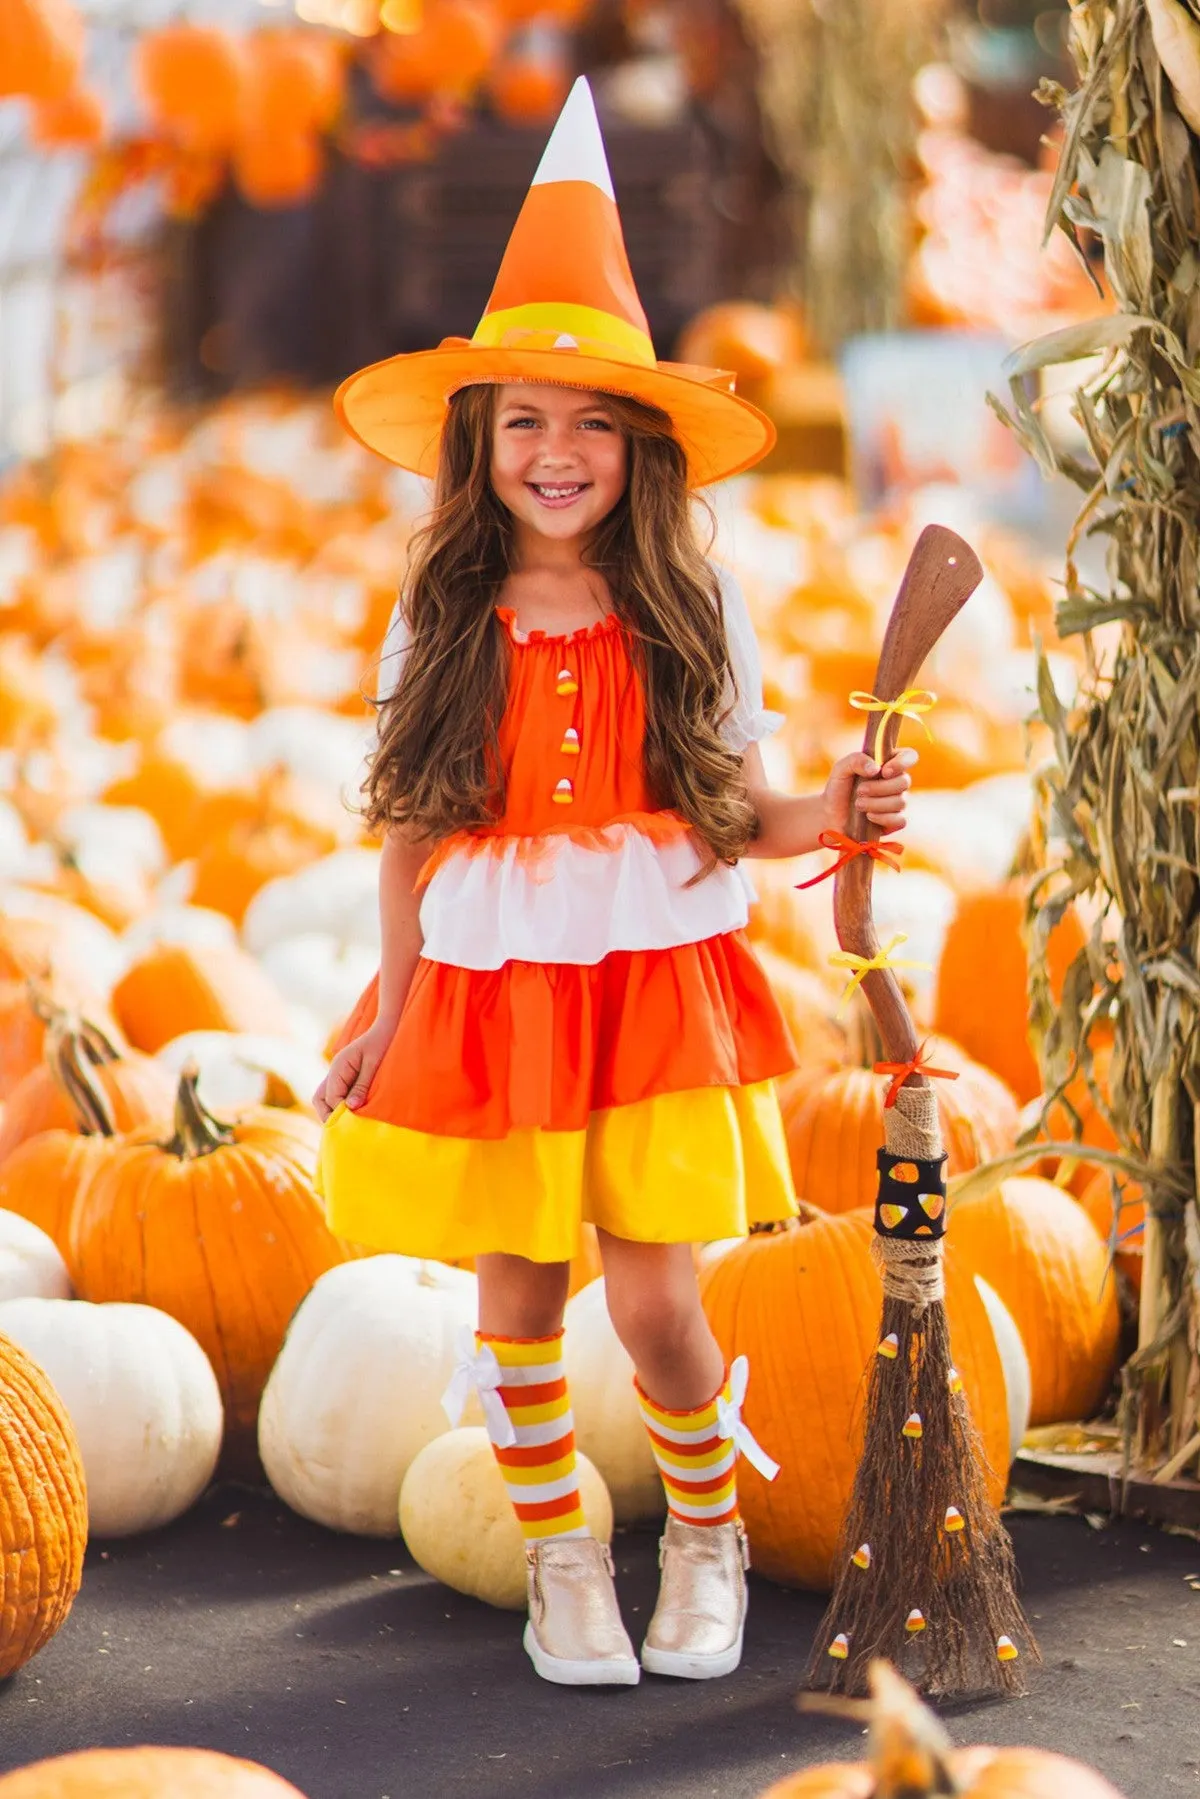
(334, 78, 775, 489)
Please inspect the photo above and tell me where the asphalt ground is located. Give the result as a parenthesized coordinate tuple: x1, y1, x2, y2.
(2, 1487, 1198, 1799)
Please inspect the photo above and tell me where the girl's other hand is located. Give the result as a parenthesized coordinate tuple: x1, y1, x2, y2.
(823, 747, 917, 833)
(311, 1021, 396, 1123)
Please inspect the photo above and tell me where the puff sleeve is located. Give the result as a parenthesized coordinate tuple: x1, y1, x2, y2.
(375, 598, 411, 705)
(714, 565, 784, 753)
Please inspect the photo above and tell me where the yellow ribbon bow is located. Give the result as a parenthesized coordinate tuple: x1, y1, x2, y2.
(848, 688, 938, 767)
(828, 933, 931, 1014)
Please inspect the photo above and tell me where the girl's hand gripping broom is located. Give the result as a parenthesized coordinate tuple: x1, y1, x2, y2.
(804, 524, 1040, 1699)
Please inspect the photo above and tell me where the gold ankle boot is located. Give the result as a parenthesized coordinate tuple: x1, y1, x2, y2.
(641, 1516, 750, 1679)
(523, 1537, 640, 1687)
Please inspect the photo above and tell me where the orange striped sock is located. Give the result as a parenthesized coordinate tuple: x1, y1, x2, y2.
(479, 1331, 588, 1544)
(635, 1373, 739, 1527)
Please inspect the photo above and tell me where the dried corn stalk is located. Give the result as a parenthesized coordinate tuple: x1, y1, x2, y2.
(732, 0, 948, 352)
(991, 0, 1200, 1480)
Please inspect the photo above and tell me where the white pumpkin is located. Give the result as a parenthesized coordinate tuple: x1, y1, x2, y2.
(563, 1277, 665, 1526)
(156, 1030, 328, 1114)
(242, 848, 381, 959)
(976, 1274, 1032, 1461)
(0, 1298, 223, 1536)
(0, 1211, 71, 1301)
(255, 933, 379, 1040)
(399, 1427, 613, 1610)
(258, 1255, 479, 1536)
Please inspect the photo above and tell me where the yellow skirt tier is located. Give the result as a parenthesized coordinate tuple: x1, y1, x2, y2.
(318, 1080, 797, 1263)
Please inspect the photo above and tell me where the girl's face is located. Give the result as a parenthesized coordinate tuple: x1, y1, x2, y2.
(490, 383, 628, 545)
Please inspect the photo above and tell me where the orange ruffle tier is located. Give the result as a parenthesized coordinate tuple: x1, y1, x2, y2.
(332, 929, 797, 1138)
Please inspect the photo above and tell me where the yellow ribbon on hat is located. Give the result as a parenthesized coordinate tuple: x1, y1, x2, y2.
(829, 933, 931, 1014)
(848, 688, 938, 767)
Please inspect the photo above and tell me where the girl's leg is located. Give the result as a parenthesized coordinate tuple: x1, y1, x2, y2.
(598, 1231, 753, 1681)
(474, 1252, 638, 1687)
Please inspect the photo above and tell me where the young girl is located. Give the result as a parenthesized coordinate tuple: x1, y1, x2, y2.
(313, 79, 913, 1689)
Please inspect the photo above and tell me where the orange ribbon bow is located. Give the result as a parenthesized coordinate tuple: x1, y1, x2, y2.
(873, 1043, 960, 1109)
(795, 830, 904, 889)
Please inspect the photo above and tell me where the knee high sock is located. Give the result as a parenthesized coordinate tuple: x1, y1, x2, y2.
(479, 1330, 589, 1543)
(635, 1372, 739, 1527)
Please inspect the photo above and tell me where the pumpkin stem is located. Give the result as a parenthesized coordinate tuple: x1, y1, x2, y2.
(802, 1661, 962, 1796)
(53, 1031, 118, 1137)
(165, 1063, 237, 1160)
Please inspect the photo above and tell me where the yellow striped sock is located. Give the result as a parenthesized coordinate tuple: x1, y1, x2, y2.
(635, 1373, 739, 1527)
(480, 1331, 589, 1544)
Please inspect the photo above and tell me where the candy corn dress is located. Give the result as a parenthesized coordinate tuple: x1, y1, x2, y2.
(317, 568, 800, 1261)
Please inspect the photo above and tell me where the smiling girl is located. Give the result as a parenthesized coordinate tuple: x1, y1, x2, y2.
(314, 81, 913, 1690)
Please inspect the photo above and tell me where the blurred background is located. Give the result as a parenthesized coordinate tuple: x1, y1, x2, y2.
(0, 0, 1111, 1089)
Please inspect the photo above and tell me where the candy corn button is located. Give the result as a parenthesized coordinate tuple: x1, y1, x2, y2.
(890, 1161, 919, 1183)
(552, 778, 574, 805)
(996, 1636, 1019, 1662)
(902, 1412, 923, 1439)
(948, 1367, 964, 1394)
(877, 1332, 899, 1359)
(560, 726, 580, 755)
(905, 1608, 926, 1634)
(919, 1194, 944, 1219)
(851, 1543, 871, 1570)
(828, 1633, 850, 1660)
(555, 668, 578, 696)
(879, 1203, 908, 1230)
(944, 1506, 965, 1533)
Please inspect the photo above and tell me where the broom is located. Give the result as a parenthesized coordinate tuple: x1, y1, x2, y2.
(804, 523, 1040, 1699)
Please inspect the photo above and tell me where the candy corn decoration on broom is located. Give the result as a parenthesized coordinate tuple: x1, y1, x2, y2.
(804, 524, 1039, 1699)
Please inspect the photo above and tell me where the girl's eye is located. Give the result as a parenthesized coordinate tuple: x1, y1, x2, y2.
(580, 418, 612, 431)
(505, 416, 538, 429)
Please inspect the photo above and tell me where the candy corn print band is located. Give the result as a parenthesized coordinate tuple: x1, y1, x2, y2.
(874, 1151, 947, 1241)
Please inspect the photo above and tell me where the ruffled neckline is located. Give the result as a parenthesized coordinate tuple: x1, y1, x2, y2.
(495, 605, 622, 647)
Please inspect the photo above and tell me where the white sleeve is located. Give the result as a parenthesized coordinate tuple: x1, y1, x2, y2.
(375, 598, 411, 705)
(714, 565, 784, 752)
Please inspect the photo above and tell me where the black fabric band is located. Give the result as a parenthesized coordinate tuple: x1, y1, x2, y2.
(874, 1149, 948, 1240)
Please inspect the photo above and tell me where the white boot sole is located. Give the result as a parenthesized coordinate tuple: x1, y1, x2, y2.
(523, 1622, 641, 1687)
(641, 1626, 745, 1680)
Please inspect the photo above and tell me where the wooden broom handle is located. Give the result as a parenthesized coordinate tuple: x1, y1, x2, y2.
(832, 524, 984, 1067)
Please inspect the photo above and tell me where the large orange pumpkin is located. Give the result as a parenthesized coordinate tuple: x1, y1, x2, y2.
(68, 1069, 357, 1472)
(0, 1747, 307, 1797)
(0, 1332, 87, 1680)
(0, 1016, 173, 1163)
(0, 0, 83, 102)
(135, 25, 246, 153)
(675, 300, 808, 385)
(949, 1177, 1120, 1427)
(112, 942, 294, 1054)
(761, 1659, 1125, 1798)
(933, 884, 1086, 1103)
(0, 1131, 111, 1272)
(780, 1063, 1017, 1212)
(698, 1207, 1012, 1589)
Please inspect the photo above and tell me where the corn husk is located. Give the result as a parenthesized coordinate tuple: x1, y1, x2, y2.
(990, 0, 1200, 1482)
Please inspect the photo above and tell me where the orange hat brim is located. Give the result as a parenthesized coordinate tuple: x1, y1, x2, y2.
(333, 343, 776, 490)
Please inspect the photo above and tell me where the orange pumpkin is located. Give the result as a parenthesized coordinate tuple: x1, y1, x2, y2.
(488, 46, 570, 125)
(761, 1659, 1125, 1798)
(1076, 1168, 1144, 1294)
(29, 81, 104, 146)
(68, 1069, 358, 1472)
(949, 1177, 1120, 1427)
(0, 0, 83, 102)
(135, 25, 246, 153)
(0, 1015, 173, 1163)
(0, 1332, 87, 1681)
(0, 1747, 307, 1797)
(232, 130, 323, 211)
(676, 300, 808, 385)
(242, 30, 345, 136)
(933, 884, 1086, 1103)
(370, 0, 501, 104)
(1030, 1042, 1119, 1197)
(0, 918, 115, 1101)
(0, 1131, 111, 1270)
(752, 950, 845, 1073)
(112, 942, 294, 1055)
(698, 1207, 1012, 1589)
(190, 811, 340, 926)
(780, 1063, 1018, 1212)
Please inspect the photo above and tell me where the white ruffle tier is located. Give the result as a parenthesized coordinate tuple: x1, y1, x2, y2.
(419, 829, 755, 971)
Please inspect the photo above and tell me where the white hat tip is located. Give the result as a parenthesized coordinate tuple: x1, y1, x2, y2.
(531, 74, 615, 200)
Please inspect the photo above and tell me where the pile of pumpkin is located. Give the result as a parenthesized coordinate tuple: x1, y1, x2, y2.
(0, 391, 1134, 1704)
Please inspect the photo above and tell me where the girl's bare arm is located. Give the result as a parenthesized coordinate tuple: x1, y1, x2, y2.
(738, 742, 916, 861)
(374, 826, 430, 1031)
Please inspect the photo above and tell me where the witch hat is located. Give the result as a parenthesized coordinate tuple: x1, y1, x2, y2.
(335, 77, 774, 487)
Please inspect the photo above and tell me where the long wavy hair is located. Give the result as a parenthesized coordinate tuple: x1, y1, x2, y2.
(363, 383, 757, 869)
